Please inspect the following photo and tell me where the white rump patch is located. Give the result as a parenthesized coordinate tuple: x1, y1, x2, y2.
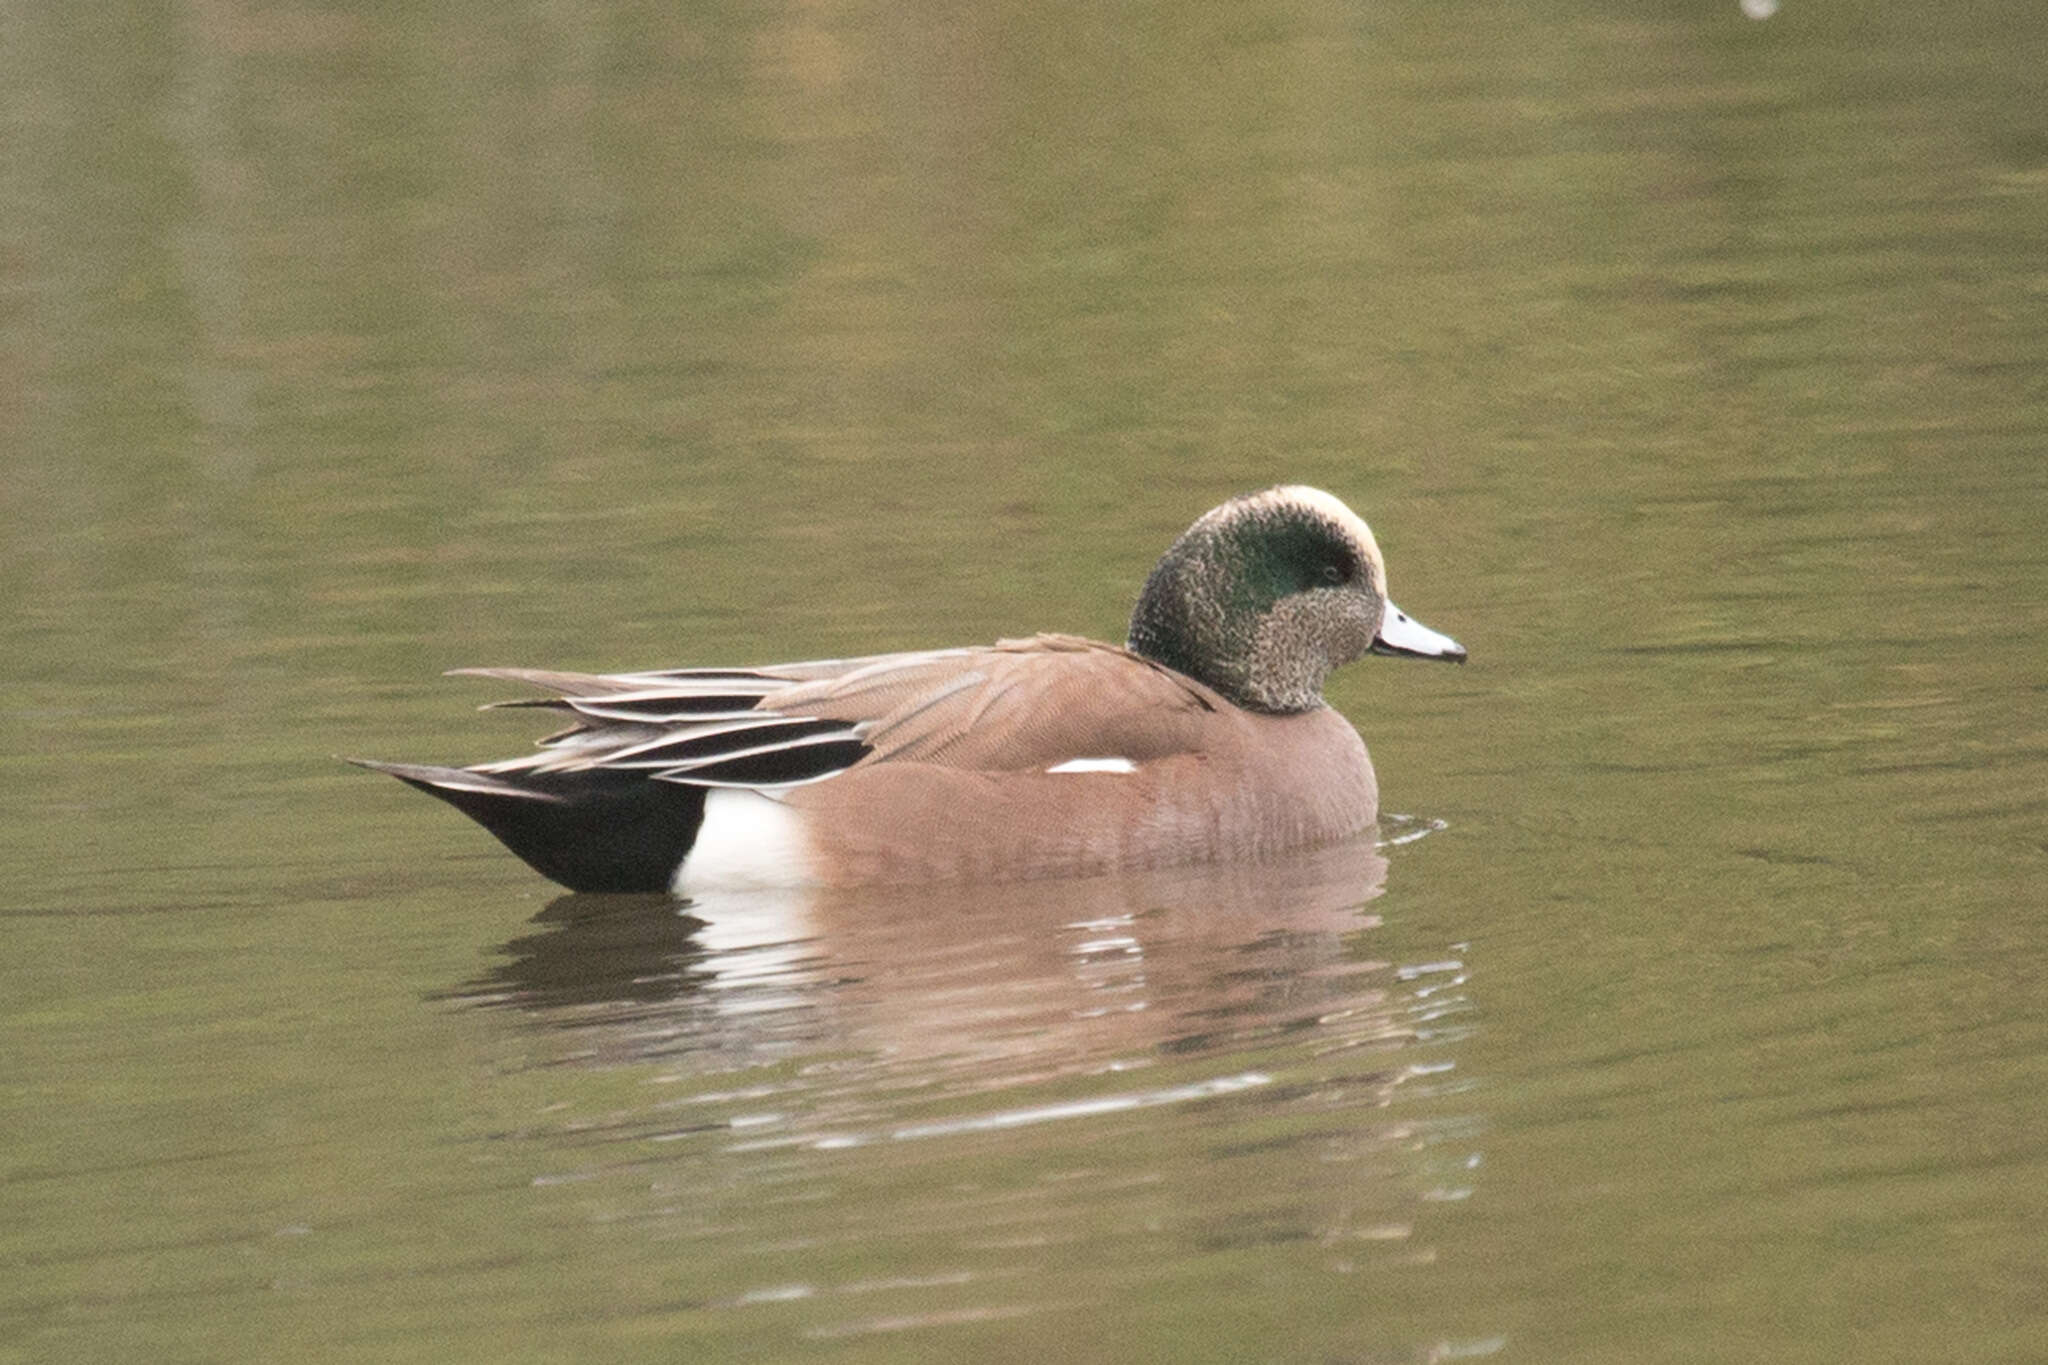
(674, 790, 819, 893)
(1045, 757, 1138, 775)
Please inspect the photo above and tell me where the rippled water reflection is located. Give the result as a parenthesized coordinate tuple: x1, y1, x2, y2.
(417, 833, 1492, 1352)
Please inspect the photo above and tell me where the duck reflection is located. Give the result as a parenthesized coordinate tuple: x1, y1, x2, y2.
(445, 832, 1461, 1086)
(448, 829, 1485, 1332)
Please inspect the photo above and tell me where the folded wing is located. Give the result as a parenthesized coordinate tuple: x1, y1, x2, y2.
(452, 634, 1221, 788)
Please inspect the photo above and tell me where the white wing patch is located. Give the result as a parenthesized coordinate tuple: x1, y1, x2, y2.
(1045, 757, 1138, 775)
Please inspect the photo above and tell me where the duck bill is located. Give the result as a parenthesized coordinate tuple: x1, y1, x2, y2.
(1370, 601, 1467, 663)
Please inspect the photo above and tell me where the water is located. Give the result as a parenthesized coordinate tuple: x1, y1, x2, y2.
(5, 0, 2046, 1359)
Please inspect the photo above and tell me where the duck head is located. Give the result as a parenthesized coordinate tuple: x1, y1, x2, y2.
(1127, 485, 1465, 713)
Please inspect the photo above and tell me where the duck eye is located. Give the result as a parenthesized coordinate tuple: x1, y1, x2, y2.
(1317, 562, 1346, 587)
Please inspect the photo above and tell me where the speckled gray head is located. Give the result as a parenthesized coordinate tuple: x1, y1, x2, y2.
(1127, 485, 1465, 714)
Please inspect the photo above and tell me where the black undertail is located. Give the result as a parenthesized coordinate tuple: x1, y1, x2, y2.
(352, 761, 706, 893)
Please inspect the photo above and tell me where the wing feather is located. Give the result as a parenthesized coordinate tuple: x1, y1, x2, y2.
(443, 635, 1222, 789)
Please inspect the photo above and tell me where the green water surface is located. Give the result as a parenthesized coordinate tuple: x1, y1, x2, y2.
(4, 1, 2045, 1360)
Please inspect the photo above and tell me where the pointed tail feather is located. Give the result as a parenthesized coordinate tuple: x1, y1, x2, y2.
(345, 758, 707, 894)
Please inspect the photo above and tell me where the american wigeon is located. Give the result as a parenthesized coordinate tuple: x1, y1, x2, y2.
(353, 486, 1465, 892)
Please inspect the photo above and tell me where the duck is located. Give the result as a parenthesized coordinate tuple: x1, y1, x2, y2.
(351, 485, 1466, 893)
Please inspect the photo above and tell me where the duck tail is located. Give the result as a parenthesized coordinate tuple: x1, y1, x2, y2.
(345, 759, 705, 894)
